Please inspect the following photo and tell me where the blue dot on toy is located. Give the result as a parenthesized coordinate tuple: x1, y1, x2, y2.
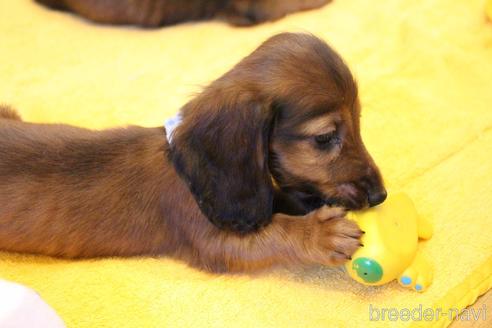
(400, 276, 412, 285)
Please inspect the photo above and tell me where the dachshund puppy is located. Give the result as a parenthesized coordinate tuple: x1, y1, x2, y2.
(34, 0, 331, 27)
(0, 33, 386, 272)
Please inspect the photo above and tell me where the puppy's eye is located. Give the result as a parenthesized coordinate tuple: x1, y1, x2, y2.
(314, 132, 341, 149)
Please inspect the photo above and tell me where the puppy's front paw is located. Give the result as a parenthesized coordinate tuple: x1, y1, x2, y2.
(302, 206, 363, 266)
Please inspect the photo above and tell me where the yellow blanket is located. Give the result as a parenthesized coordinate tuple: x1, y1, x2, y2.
(1, 0, 491, 327)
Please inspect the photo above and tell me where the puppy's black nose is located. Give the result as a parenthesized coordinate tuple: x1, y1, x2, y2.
(368, 190, 387, 207)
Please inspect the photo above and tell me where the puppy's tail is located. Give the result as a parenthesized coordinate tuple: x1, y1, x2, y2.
(0, 105, 22, 121)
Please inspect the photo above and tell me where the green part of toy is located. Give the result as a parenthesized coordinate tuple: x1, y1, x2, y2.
(352, 257, 383, 283)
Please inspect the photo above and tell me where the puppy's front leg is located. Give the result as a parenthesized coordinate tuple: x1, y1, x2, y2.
(193, 206, 363, 272)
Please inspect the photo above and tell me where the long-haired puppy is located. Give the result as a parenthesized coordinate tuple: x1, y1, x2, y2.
(35, 0, 331, 27)
(0, 33, 386, 272)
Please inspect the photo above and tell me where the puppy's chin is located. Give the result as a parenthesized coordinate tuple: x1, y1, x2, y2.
(298, 193, 367, 212)
(325, 196, 367, 211)
(278, 189, 326, 214)
(275, 186, 369, 215)
(298, 194, 326, 212)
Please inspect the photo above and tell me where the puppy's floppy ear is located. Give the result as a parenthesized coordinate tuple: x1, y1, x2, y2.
(171, 89, 275, 234)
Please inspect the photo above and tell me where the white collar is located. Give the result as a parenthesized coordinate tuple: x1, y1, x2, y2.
(164, 113, 182, 143)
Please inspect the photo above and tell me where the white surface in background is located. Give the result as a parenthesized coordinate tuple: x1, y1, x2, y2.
(0, 280, 65, 328)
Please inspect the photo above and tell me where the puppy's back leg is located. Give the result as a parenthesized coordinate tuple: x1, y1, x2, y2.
(0, 105, 21, 121)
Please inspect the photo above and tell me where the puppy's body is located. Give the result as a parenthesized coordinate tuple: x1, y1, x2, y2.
(0, 118, 170, 258)
(35, 0, 330, 26)
(0, 110, 362, 272)
(0, 34, 386, 272)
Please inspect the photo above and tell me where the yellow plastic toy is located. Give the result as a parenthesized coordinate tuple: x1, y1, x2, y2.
(345, 193, 433, 292)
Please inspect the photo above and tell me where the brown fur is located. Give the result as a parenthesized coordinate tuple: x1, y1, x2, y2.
(0, 105, 21, 120)
(0, 33, 385, 273)
(34, 0, 331, 27)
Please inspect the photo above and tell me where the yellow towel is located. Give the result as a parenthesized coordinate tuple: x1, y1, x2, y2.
(1, 0, 491, 327)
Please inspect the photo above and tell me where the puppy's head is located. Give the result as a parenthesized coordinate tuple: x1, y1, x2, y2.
(171, 33, 386, 233)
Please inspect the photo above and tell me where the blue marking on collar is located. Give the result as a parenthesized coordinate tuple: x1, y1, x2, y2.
(164, 113, 182, 144)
